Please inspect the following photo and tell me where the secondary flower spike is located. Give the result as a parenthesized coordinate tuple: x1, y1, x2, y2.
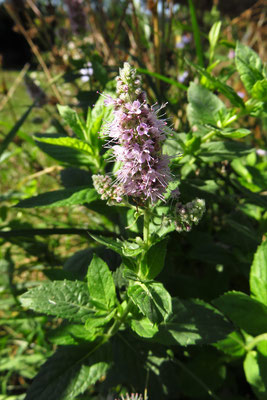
(103, 63, 171, 204)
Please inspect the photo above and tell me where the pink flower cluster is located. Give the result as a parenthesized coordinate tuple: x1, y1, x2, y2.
(104, 63, 171, 204)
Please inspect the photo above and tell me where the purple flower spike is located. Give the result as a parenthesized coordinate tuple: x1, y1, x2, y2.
(103, 63, 172, 204)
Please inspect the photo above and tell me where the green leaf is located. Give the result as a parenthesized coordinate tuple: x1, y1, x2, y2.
(244, 343, 267, 400)
(154, 298, 232, 346)
(213, 291, 267, 336)
(25, 344, 110, 400)
(15, 187, 97, 208)
(214, 331, 246, 358)
(35, 134, 93, 155)
(209, 21, 222, 51)
(35, 134, 94, 166)
(143, 238, 168, 279)
(235, 42, 265, 93)
(219, 127, 251, 139)
(85, 309, 116, 330)
(87, 254, 117, 309)
(86, 94, 114, 148)
(250, 241, 267, 306)
(0, 103, 34, 156)
(48, 324, 97, 345)
(187, 62, 245, 108)
(90, 234, 124, 256)
(128, 282, 172, 324)
(130, 317, 159, 338)
(251, 79, 267, 102)
(199, 141, 252, 162)
(57, 105, 86, 140)
(20, 280, 94, 322)
(187, 83, 226, 127)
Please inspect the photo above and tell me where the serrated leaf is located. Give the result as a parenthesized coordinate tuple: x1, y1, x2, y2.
(48, 324, 97, 345)
(35, 133, 94, 166)
(57, 105, 86, 140)
(128, 282, 172, 324)
(213, 291, 267, 336)
(244, 344, 267, 400)
(85, 309, 116, 330)
(20, 280, 94, 322)
(187, 83, 226, 127)
(90, 234, 124, 256)
(25, 344, 110, 400)
(143, 238, 168, 279)
(154, 298, 232, 346)
(35, 134, 93, 155)
(199, 140, 252, 162)
(87, 254, 117, 309)
(250, 241, 267, 306)
(15, 187, 97, 208)
(235, 42, 265, 94)
(251, 79, 267, 101)
(214, 331, 246, 358)
(131, 317, 158, 338)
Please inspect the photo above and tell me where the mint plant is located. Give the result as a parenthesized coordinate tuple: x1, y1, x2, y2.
(16, 39, 267, 399)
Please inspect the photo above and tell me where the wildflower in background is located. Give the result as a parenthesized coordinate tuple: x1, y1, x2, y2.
(96, 62, 171, 204)
(237, 91, 245, 99)
(80, 62, 93, 82)
(175, 34, 192, 49)
(178, 71, 189, 83)
(228, 49, 235, 59)
(63, 0, 87, 34)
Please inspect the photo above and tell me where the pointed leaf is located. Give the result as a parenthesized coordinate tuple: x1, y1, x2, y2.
(154, 298, 232, 346)
(15, 187, 97, 208)
(235, 42, 265, 93)
(87, 254, 117, 309)
(35, 133, 95, 166)
(128, 282, 172, 324)
(25, 344, 110, 400)
(57, 105, 86, 140)
(213, 291, 267, 336)
(250, 241, 267, 306)
(244, 343, 267, 400)
(144, 238, 168, 279)
(187, 82, 226, 127)
(20, 280, 94, 322)
(131, 317, 158, 338)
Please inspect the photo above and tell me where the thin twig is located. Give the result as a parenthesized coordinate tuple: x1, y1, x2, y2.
(0, 63, 30, 112)
(5, 3, 63, 104)
(19, 165, 64, 185)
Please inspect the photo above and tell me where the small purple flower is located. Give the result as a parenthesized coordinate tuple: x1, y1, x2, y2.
(178, 71, 189, 83)
(237, 91, 245, 99)
(137, 122, 150, 136)
(228, 49, 235, 59)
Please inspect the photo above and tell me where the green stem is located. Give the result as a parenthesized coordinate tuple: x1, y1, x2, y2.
(188, 0, 204, 67)
(143, 209, 150, 248)
(202, 130, 216, 143)
(245, 333, 267, 352)
(106, 299, 133, 339)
